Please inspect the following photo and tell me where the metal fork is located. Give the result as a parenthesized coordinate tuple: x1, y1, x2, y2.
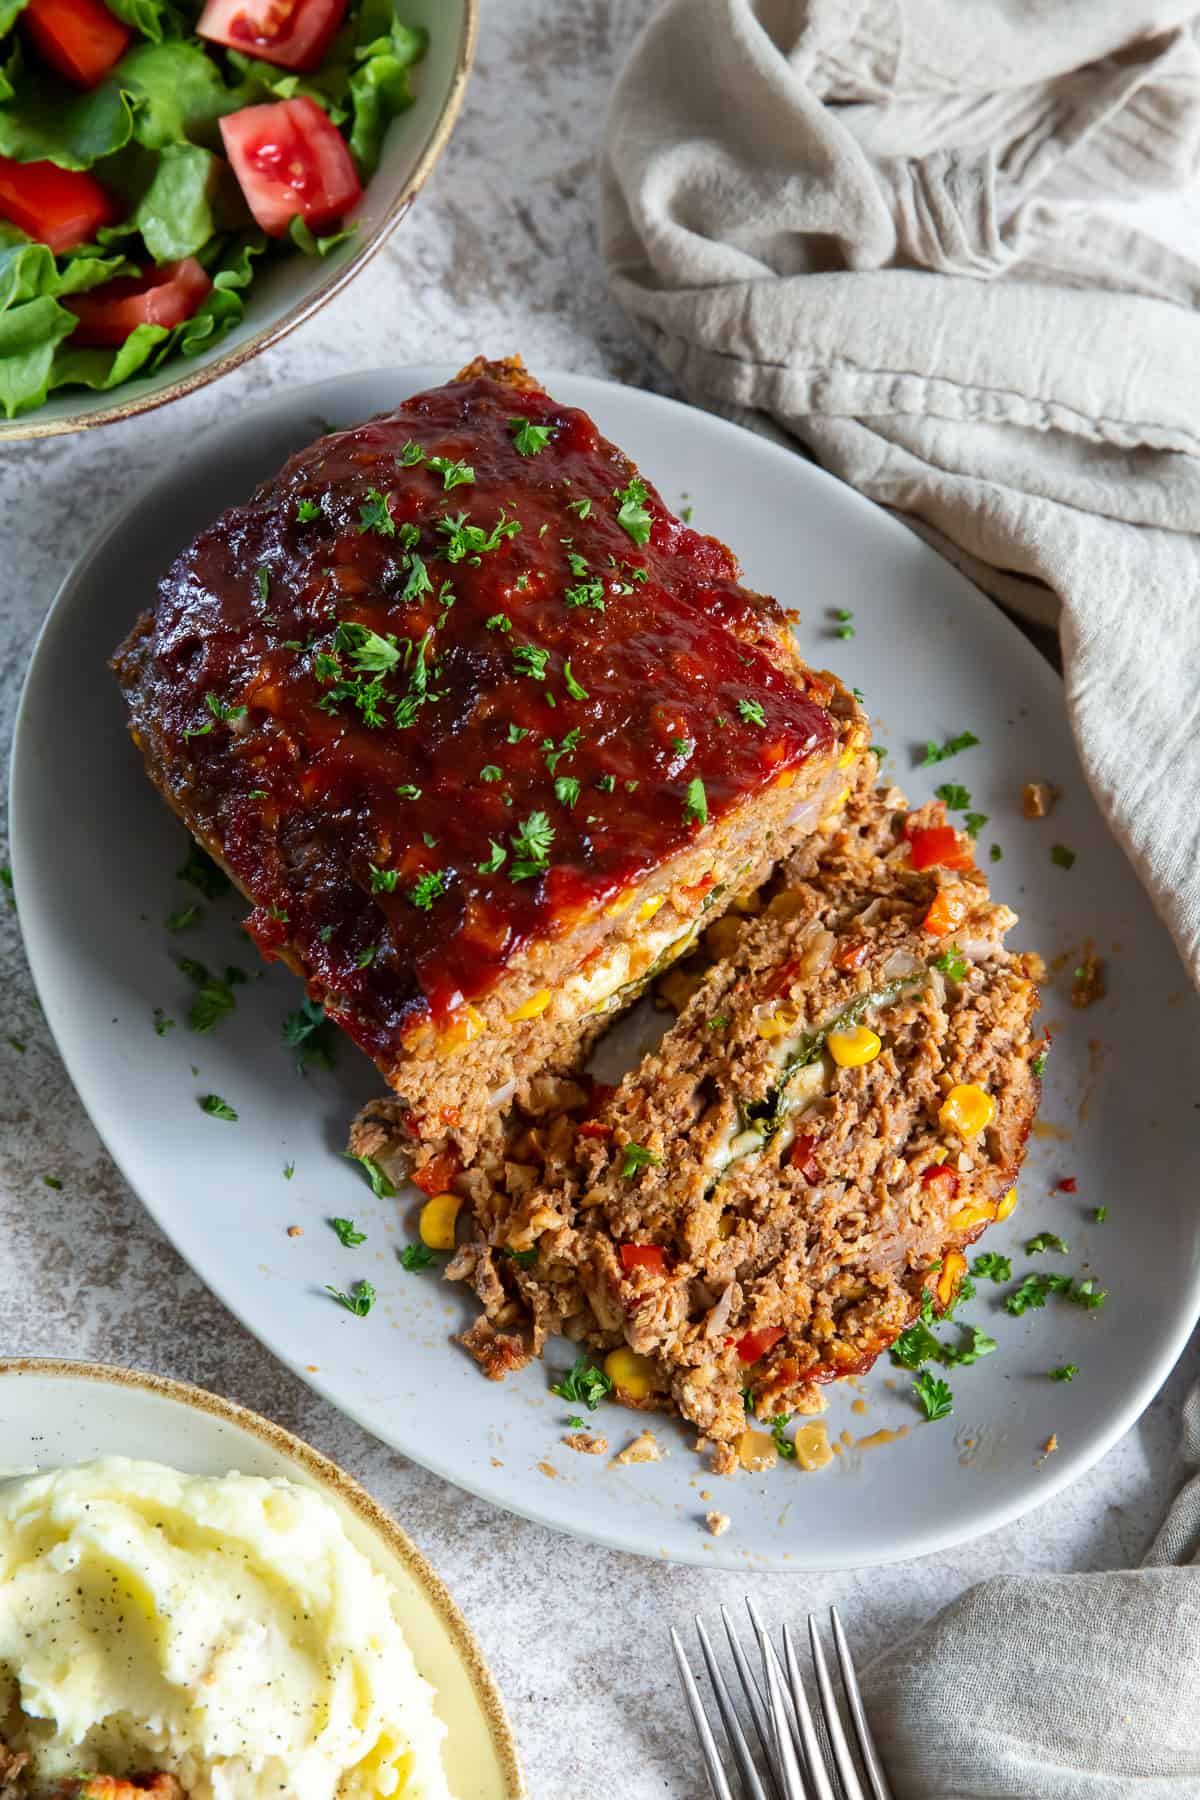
(671, 1599, 894, 1800)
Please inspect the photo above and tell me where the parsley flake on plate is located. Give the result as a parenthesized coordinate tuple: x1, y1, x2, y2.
(912, 1371, 954, 1421)
(919, 731, 980, 766)
(283, 998, 337, 1072)
(480, 765, 503, 783)
(408, 870, 447, 910)
(428, 455, 475, 490)
(199, 1093, 237, 1122)
(971, 1251, 1012, 1283)
(296, 497, 322, 522)
(563, 660, 588, 701)
(932, 948, 968, 980)
(567, 497, 593, 519)
(478, 839, 507, 874)
(178, 958, 239, 1035)
(935, 782, 971, 810)
(369, 864, 399, 892)
(990, 843, 1004, 862)
(510, 416, 554, 456)
(737, 699, 766, 728)
(1094, 1206, 1108, 1223)
(485, 613, 513, 633)
(767, 1414, 796, 1460)
(164, 903, 201, 933)
(565, 578, 605, 611)
(357, 488, 396, 536)
(683, 777, 708, 827)
(555, 776, 581, 809)
(507, 724, 530, 743)
(1025, 1231, 1070, 1255)
(509, 811, 554, 881)
(331, 1217, 366, 1247)
(1051, 843, 1076, 869)
(1050, 1364, 1078, 1381)
(398, 441, 425, 467)
(621, 1142, 661, 1180)
(614, 477, 652, 545)
(437, 509, 521, 563)
(344, 1153, 397, 1199)
(550, 1355, 613, 1411)
(400, 1242, 436, 1272)
(283, 1161, 295, 1180)
(512, 643, 550, 681)
(327, 1279, 376, 1316)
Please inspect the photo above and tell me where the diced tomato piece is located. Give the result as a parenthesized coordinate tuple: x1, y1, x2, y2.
(65, 258, 211, 347)
(576, 1119, 613, 1140)
(412, 1146, 460, 1195)
(920, 1163, 959, 1199)
(832, 937, 870, 973)
(765, 958, 803, 1000)
(732, 1325, 786, 1364)
(1055, 1177, 1077, 1193)
(0, 156, 118, 254)
(788, 1133, 821, 1183)
(680, 871, 716, 904)
(23, 0, 130, 87)
(618, 1243, 668, 1277)
(921, 886, 972, 940)
(220, 97, 362, 237)
(908, 824, 974, 872)
(198, 0, 347, 72)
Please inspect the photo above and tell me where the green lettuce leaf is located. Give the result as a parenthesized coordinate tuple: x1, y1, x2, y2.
(0, 0, 30, 36)
(0, 70, 136, 168)
(287, 213, 357, 257)
(133, 141, 221, 261)
(119, 39, 246, 152)
(105, 0, 187, 44)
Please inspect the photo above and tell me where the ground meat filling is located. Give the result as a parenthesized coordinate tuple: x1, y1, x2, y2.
(0, 1754, 185, 1800)
(441, 776, 1042, 1450)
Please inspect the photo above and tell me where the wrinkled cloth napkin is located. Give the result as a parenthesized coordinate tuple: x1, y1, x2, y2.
(601, 3, 1200, 1793)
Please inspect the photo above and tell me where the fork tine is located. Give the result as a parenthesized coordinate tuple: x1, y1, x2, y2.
(807, 1615, 868, 1800)
(744, 1598, 804, 1755)
(758, 1620, 810, 1800)
(830, 1608, 896, 1800)
(671, 1627, 736, 1800)
(780, 1623, 836, 1800)
(696, 1617, 770, 1800)
(721, 1605, 783, 1797)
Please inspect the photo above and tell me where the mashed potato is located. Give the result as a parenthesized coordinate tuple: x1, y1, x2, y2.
(0, 1458, 455, 1800)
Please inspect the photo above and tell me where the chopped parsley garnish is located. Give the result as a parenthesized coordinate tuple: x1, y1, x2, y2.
(152, 1011, 175, 1036)
(563, 660, 588, 700)
(335, 618, 402, 676)
(596, 773, 616, 793)
(1004, 1271, 1075, 1316)
(7, 1036, 25, 1052)
(296, 497, 322, 522)
(42, 1175, 62, 1189)
(890, 1317, 942, 1371)
(486, 613, 513, 633)
(990, 843, 1003, 862)
(283, 1161, 295, 1180)
(0, 864, 12, 905)
(512, 643, 550, 682)
(1051, 844, 1076, 869)
(708, 1015, 729, 1030)
(502, 1245, 539, 1269)
(871, 745, 888, 763)
(480, 764, 503, 783)
(963, 812, 988, 838)
(327, 1279, 376, 1315)
(509, 811, 555, 881)
(567, 497, 593, 519)
(437, 508, 521, 563)
(345, 1153, 397, 1199)
(835, 608, 853, 621)
(764, 1414, 795, 1459)
(543, 727, 581, 774)
(283, 998, 337, 1072)
(510, 416, 554, 456)
(331, 1217, 366, 1247)
(357, 488, 396, 536)
(566, 1414, 584, 1429)
(165, 904, 201, 933)
(932, 948, 967, 980)
(357, 945, 376, 966)
(550, 1355, 612, 1411)
(477, 839, 507, 874)
(565, 578, 605, 611)
(971, 1251, 1012, 1283)
(1025, 1231, 1070, 1256)
(408, 870, 447, 910)
(680, 504, 693, 523)
(255, 567, 270, 603)
(737, 699, 766, 728)
(621, 1142, 661, 1179)
(671, 737, 691, 757)
(912, 1371, 953, 1421)
(1049, 1364, 1078, 1381)
(1094, 1206, 1108, 1223)
(837, 623, 855, 639)
(398, 440, 425, 466)
(178, 958, 239, 1035)
(614, 476, 652, 545)
(428, 455, 475, 489)
(683, 778, 708, 827)
(199, 1093, 237, 1121)
(1071, 1277, 1107, 1309)
(1032, 1046, 1050, 1076)
(935, 782, 971, 810)
(369, 864, 399, 892)
(507, 723, 531, 743)
(555, 776, 581, 808)
(394, 784, 422, 800)
(399, 553, 433, 605)
(919, 730, 980, 766)
(940, 1324, 996, 1368)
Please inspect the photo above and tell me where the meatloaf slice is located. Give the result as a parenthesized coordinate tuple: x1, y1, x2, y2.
(441, 779, 1042, 1447)
(113, 356, 864, 1166)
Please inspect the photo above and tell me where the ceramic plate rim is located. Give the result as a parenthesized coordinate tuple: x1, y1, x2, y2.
(11, 365, 1200, 1571)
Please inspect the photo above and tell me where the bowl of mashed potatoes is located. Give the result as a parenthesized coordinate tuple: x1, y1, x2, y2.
(0, 1363, 523, 1800)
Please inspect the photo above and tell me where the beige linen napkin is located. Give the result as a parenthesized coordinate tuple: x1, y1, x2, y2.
(602, 3, 1200, 1791)
(601, 0, 1200, 995)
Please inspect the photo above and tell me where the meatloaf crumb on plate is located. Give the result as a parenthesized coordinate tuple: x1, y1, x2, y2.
(432, 771, 1042, 1460)
(113, 356, 864, 1169)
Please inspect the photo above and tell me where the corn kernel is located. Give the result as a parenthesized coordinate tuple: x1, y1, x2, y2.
(837, 747, 857, 770)
(636, 894, 665, 923)
(827, 1024, 882, 1068)
(765, 889, 808, 921)
(756, 1007, 796, 1042)
(995, 1186, 1018, 1222)
(604, 889, 635, 918)
(604, 1346, 657, 1401)
(938, 1083, 995, 1138)
(437, 1003, 486, 1057)
(936, 1250, 967, 1310)
(717, 1213, 738, 1240)
(949, 1199, 997, 1232)
(731, 886, 763, 914)
(772, 768, 797, 789)
(419, 1192, 462, 1251)
(507, 988, 552, 1023)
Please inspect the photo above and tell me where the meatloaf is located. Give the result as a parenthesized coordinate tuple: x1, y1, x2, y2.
(0, 1753, 183, 1800)
(431, 774, 1042, 1454)
(113, 356, 864, 1166)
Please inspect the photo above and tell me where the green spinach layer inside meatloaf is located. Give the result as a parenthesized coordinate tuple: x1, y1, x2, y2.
(441, 775, 1043, 1462)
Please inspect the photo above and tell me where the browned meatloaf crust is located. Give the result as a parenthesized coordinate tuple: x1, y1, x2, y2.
(112, 355, 864, 1167)
(430, 775, 1042, 1449)
(0, 1751, 183, 1800)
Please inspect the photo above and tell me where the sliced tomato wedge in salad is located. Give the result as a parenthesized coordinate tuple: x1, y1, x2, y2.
(198, 0, 348, 72)
(23, 0, 131, 87)
(65, 258, 212, 347)
(220, 97, 362, 237)
(0, 156, 118, 253)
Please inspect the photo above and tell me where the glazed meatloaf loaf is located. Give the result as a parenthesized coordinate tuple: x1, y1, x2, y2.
(112, 357, 864, 1164)
(436, 777, 1042, 1453)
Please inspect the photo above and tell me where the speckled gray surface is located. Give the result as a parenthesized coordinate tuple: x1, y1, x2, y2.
(1, 4, 1198, 1797)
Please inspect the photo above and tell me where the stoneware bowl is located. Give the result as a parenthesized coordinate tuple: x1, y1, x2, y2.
(0, 1358, 525, 1799)
(0, 0, 476, 442)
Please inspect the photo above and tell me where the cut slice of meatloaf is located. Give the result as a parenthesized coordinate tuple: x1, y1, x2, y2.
(113, 355, 864, 1168)
(441, 781, 1042, 1450)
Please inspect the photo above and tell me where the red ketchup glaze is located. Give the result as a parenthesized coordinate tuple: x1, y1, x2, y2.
(135, 374, 835, 1058)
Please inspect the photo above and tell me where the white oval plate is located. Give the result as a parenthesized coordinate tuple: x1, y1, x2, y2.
(11, 368, 1200, 1571)
(0, 1359, 524, 1798)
